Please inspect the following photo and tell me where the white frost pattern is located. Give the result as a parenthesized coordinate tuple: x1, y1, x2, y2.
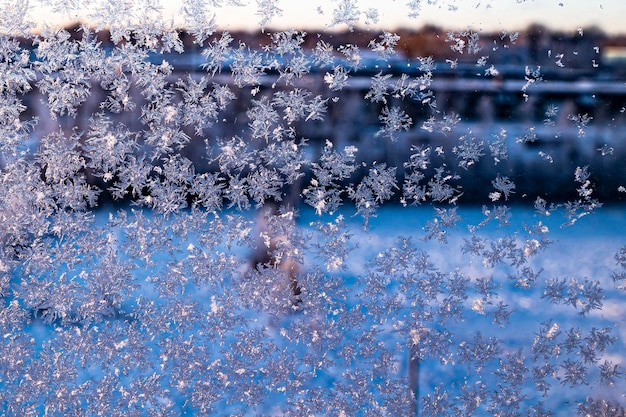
(0, 1, 625, 416)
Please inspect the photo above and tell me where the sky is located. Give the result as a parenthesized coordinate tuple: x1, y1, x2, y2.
(29, 0, 626, 34)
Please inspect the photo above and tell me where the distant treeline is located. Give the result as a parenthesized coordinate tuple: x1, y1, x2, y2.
(17, 23, 626, 62)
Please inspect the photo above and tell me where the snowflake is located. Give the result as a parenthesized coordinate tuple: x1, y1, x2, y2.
(0, 2, 622, 416)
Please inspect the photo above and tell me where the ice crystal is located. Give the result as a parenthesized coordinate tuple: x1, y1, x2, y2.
(328, 0, 361, 31)
(368, 31, 400, 60)
(454, 130, 484, 169)
(568, 113, 593, 137)
(0, 1, 623, 416)
(375, 105, 413, 140)
(491, 175, 516, 201)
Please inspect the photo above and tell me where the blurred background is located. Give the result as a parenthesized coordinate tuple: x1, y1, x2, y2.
(15, 19, 626, 205)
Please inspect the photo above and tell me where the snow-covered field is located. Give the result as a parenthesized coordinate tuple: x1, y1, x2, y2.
(6, 203, 625, 416)
(340, 204, 626, 415)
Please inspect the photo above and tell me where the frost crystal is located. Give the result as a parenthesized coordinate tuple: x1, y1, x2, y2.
(0, 1, 623, 416)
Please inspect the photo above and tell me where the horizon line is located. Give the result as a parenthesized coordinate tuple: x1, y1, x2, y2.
(23, 1, 626, 37)
(25, 18, 626, 38)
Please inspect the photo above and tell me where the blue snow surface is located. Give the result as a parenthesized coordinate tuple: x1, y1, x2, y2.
(335, 204, 626, 405)
(18, 203, 626, 415)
